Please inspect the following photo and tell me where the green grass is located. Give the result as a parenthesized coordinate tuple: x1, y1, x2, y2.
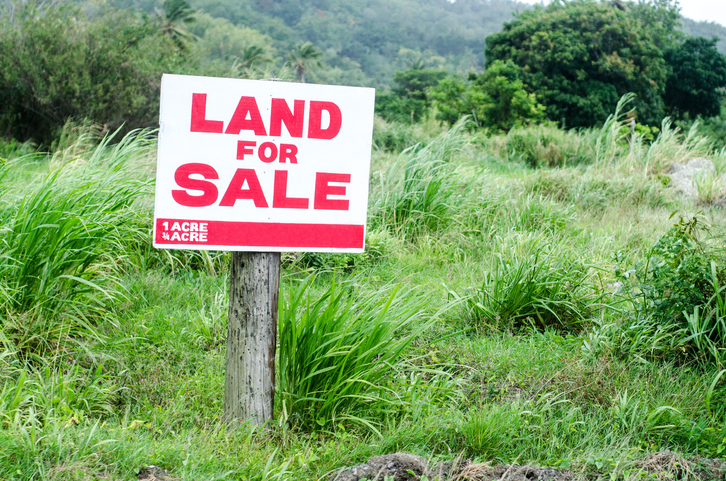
(2, 110, 726, 480)
(277, 277, 450, 432)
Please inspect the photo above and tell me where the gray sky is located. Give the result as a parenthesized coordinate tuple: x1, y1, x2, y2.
(517, 0, 726, 28)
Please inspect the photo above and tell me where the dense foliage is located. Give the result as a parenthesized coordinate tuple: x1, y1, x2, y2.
(2, 0, 726, 143)
(0, 1, 195, 144)
(480, 0, 726, 130)
(154, 0, 523, 86)
(375, 69, 447, 123)
(664, 37, 726, 119)
(430, 60, 544, 131)
(485, 0, 667, 127)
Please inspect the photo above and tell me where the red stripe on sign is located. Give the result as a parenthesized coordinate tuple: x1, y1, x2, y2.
(155, 219, 364, 249)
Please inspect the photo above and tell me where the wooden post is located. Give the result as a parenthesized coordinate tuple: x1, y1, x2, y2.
(223, 251, 281, 426)
(223, 77, 282, 428)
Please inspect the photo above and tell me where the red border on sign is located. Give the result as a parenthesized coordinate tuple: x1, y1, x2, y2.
(155, 218, 364, 249)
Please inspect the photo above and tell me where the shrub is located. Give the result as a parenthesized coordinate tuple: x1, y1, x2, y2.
(430, 60, 545, 132)
(502, 123, 593, 168)
(619, 215, 718, 326)
(611, 215, 726, 364)
(0, 0, 195, 144)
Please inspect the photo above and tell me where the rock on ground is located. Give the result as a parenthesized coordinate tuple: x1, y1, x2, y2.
(669, 158, 716, 200)
(332, 453, 572, 481)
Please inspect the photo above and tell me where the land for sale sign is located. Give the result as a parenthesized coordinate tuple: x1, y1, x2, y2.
(153, 74, 375, 252)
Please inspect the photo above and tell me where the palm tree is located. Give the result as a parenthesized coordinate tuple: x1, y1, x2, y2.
(231, 45, 270, 78)
(240, 45, 268, 70)
(286, 42, 323, 83)
(409, 58, 427, 70)
(156, 0, 196, 48)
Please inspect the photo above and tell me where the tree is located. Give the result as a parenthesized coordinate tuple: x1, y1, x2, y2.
(629, 0, 682, 51)
(189, 13, 275, 75)
(287, 42, 322, 83)
(485, 0, 668, 127)
(429, 60, 544, 131)
(375, 68, 447, 123)
(0, 1, 195, 144)
(664, 37, 726, 119)
(157, 0, 197, 47)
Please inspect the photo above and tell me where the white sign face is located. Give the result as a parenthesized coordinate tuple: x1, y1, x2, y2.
(153, 74, 375, 252)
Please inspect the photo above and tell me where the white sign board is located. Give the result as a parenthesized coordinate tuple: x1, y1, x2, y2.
(153, 74, 375, 252)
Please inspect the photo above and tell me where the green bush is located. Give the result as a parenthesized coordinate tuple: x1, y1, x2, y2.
(501, 123, 593, 168)
(0, 0, 195, 144)
(375, 68, 447, 124)
(611, 215, 726, 364)
(429, 60, 544, 132)
(619, 215, 719, 326)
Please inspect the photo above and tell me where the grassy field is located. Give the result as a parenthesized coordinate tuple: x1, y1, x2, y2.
(2, 108, 726, 480)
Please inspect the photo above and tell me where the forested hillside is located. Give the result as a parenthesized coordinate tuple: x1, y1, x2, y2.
(3, 0, 726, 145)
(113, 0, 530, 87)
(682, 18, 726, 55)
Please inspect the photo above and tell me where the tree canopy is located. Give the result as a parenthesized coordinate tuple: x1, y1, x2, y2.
(430, 60, 544, 131)
(485, 0, 668, 128)
(664, 36, 726, 119)
(0, 1, 195, 143)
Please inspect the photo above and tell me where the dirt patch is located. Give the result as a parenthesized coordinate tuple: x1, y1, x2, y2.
(332, 453, 455, 481)
(137, 465, 177, 481)
(332, 453, 573, 481)
(638, 451, 726, 481)
(458, 463, 574, 480)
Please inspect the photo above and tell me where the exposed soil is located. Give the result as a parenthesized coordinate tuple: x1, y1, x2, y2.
(137, 465, 177, 481)
(637, 451, 726, 481)
(457, 464, 575, 481)
(332, 453, 573, 481)
(333, 451, 726, 481)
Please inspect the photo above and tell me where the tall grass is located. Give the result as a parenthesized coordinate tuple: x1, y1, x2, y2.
(277, 277, 443, 431)
(371, 119, 469, 239)
(0, 128, 154, 358)
(626, 119, 712, 175)
(0, 362, 117, 430)
(496, 123, 595, 168)
(464, 235, 603, 331)
(372, 115, 444, 153)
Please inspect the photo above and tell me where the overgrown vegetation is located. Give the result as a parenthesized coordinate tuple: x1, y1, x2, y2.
(2, 91, 726, 478)
(3, 0, 726, 479)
